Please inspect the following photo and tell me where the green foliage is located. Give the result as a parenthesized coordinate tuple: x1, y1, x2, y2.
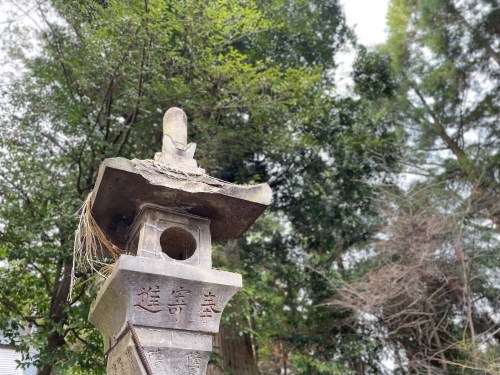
(384, 0, 499, 181)
(0, 0, 400, 373)
(386, 0, 499, 216)
(330, 0, 499, 373)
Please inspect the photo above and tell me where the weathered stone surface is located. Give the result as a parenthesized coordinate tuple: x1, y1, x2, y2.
(153, 107, 202, 173)
(91, 157, 271, 249)
(87, 107, 270, 374)
(89, 255, 242, 352)
(126, 206, 213, 268)
(163, 107, 189, 148)
(107, 342, 145, 375)
(107, 329, 212, 375)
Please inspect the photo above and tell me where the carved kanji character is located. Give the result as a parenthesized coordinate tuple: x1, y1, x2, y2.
(167, 285, 191, 322)
(134, 285, 161, 313)
(199, 292, 221, 323)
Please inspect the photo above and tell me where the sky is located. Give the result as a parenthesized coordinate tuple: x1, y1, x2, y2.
(342, 0, 390, 46)
(335, 0, 390, 93)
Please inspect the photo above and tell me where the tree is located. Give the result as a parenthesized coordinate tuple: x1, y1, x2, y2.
(330, 186, 500, 374)
(326, 0, 499, 373)
(0, 0, 400, 374)
(384, 0, 499, 221)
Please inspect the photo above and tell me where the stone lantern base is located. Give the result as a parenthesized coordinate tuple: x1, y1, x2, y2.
(89, 255, 242, 374)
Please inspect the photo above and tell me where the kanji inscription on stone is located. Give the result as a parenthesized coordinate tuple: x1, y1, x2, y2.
(199, 292, 221, 323)
(134, 285, 161, 313)
(110, 356, 126, 375)
(167, 285, 191, 322)
(187, 351, 203, 375)
(148, 349, 165, 375)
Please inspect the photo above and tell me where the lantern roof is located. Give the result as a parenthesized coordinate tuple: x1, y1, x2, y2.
(91, 108, 272, 250)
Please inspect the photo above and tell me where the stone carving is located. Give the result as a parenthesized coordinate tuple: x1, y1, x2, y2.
(154, 107, 203, 173)
(134, 286, 162, 313)
(199, 292, 221, 324)
(167, 286, 191, 322)
(110, 351, 131, 375)
(87, 107, 272, 374)
(148, 349, 165, 375)
(187, 351, 203, 374)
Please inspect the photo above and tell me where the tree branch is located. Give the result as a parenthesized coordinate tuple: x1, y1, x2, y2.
(449, 6, 500, 66)
(412, 86, 471, 172)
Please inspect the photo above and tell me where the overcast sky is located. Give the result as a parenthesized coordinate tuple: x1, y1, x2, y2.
(342, 0, 389, 46)
(334, 0, 390, 93)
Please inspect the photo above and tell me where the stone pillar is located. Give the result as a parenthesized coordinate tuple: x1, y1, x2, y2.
(87, 108, 271, 374)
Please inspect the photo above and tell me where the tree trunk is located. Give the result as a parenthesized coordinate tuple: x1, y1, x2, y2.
(37, 259, 73, 375)
(37, 330, 66, 375)
(207, 307, 258, 375)
(208, 239, 258, 375)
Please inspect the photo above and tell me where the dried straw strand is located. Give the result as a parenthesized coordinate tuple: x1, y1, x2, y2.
(70, 191, 123, 300)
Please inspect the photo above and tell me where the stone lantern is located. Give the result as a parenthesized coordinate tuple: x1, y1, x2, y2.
(87, 108, 271, 374)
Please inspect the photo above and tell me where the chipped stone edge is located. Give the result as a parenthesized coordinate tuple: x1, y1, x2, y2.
(92, 157, 272, 206)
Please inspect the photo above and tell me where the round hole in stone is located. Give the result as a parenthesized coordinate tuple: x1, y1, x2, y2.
(160, 227, 197, 260)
